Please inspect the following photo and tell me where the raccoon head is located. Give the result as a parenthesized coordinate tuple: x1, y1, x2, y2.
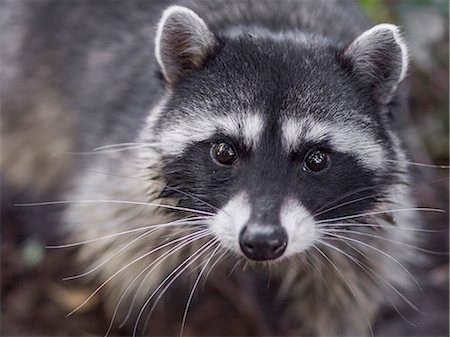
(147, 6, 409, 261)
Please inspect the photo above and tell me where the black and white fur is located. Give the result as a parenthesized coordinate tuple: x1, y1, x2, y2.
(2, 1, 420, 336)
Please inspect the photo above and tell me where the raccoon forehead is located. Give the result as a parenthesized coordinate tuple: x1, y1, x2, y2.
(154, 111, 265, 154)
(281, 117, 385, 169)
(223, 26, 330, 46)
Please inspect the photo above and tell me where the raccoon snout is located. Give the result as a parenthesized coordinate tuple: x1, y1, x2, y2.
(239, 224, 288, 261)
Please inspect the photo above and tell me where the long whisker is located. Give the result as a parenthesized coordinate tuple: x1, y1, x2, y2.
(228, 258, 242, 277)
(312, 245, 374, 337)
(162, 185, 222, 213)
(201, 248, 228, 289)
(91, 146, 151, 153)
(86, 169, 222, 213)
(332, 239, 419, 327)
(117, 229, 212, 329)
(318, 228, 448, 255)
(179, 244, 221, 337)
(15, 200, 216, 216)
(312, 193, 382, 219)
(66, 226, 164, 281)
(104, 230, 211, 337)
(145, 239, 219, 318)
(317, 222, 441, 233)
(64, 220, 207, 281)
(382, 159, 450, 169)
(65, 145, 155, 155)
(321, 232, 422, 292)
(66, 229, 211, 317)
(46, 216, 209, 249)
(336, 239, 421, 322)
(133, 238, 218, 337)
(68, 142, 159, 155)
(316, 207, 445, 224)
(92, 142, 156, 151)
(309, 185, 382, 218)
(317, 238, 420, 313)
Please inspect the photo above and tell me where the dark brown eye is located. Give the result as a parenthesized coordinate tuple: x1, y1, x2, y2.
(212, 142, 237, 166)
(304, 149, 329, 172)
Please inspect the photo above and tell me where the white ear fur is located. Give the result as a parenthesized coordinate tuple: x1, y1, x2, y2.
(344, 24, 409, 103)
(155, 6, 216, 84)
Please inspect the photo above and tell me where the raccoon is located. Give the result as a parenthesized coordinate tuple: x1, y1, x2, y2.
(2, 0, 423, 336)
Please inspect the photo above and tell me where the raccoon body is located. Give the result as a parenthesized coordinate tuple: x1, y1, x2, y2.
(2, 1, 420, 336)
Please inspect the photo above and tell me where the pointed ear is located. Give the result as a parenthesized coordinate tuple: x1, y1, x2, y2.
(155, 6, 216, 85)
(343, 24, 409, 104)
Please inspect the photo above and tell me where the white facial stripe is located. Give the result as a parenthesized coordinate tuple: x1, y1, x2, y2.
(280, 198, 318, 257)
(282, 118, 303, 152)
(282, 118, 329, 152)
(157, 113, 265, 155)
(281, 117, 384, 170)
(210, 192, 251, 253)
(241, 114, 265, 149)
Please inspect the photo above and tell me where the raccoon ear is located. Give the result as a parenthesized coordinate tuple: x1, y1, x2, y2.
(155, 6, 216, 85)
(343, 24, 409, 104)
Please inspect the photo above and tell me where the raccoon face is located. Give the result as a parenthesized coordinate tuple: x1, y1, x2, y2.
(148, 6, 408, 261)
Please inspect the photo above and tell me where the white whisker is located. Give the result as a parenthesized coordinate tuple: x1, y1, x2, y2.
(163, 185, 222, 212)
(66, 229, 211, 317)
(313, 245, 374, 337)
(318, 228, 447, 255)
(309, 185, 381, 218)
(91, 146, 149, 153)
(318, 239, 420, 313)
(201, 248, 228, 289)
(317, 222, 441, 233)
(92, 142, 156, 151)
(86, 169, 222, 213)
(15, 199, 216, 216)
(118, 229, 212, 329)
(64, 220, 207, 281)
(180, 244, 221, 337)
(316, 207, 445, 224)
(320, 232, 422, 292)
(47, 216, 209, 249)
(382, 159, 450, 169)
(228, 258, 242, 277)
(104, 230, 211, 337)
(313, 193, 382, 219)
(133, 238, 218, 337)
(64, 145, 154, 155)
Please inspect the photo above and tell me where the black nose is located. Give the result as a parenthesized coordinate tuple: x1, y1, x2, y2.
(239, 225, 288, 261)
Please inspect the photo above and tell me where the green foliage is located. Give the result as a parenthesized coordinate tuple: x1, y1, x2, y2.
(358, 0, 394, 23)
(357, 0, 449, 22)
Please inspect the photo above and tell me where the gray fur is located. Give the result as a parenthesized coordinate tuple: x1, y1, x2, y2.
(1, 1, 421, 336)
(343, 24, 409, 104)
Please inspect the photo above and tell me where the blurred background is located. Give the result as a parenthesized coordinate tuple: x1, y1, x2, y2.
(1, 0, 448, 336)
(358, 0, 449, 336)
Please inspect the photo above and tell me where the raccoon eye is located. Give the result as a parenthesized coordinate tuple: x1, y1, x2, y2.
(304, 149, 329, 172)
(212, 142, 237, 166)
